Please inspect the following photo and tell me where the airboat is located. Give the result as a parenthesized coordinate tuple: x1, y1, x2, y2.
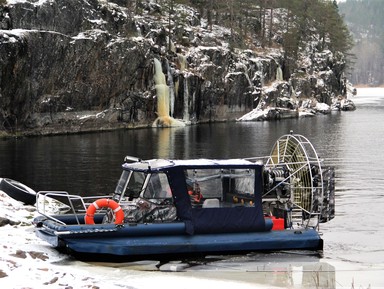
(31, 133, 335, 259)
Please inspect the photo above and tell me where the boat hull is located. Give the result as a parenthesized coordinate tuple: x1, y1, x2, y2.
(33, 215, 323, 258)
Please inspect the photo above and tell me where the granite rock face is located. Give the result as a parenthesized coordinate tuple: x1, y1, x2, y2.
(0, 0, 353, 135)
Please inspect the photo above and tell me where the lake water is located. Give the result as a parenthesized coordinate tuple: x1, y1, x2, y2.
(1, 87, 384, 288)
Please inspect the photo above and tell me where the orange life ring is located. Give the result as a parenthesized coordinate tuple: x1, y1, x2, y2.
(85, 198, 124, 225)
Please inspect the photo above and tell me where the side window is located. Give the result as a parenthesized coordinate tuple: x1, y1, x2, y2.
(184, 168, 255, 208)
(185, 169, 222, 207)
(143, 173, 172, 199)
(226, 169, 255, 206)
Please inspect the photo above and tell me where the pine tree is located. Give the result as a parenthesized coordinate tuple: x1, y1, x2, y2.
(316, 0, 354, 54)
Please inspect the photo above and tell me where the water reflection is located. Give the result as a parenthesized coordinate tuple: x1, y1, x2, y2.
(0, 119, 338, 195)
(87, 252, 336, 289)
(182, 253, 336, 289)
(154, 127, 187, 159)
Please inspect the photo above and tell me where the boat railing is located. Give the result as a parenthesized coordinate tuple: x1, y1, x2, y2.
(36, 191, 110, 225)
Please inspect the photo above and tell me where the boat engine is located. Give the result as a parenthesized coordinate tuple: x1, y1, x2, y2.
(260, 133, 335, 229)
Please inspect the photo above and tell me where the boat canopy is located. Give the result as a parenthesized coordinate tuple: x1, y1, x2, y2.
(116, 158, 266, 235)
(121, 158, 258, 172)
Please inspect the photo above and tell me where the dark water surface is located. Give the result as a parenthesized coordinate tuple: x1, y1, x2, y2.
(0, 114, 337, 195)
(1, 87, 384, 288)
(0, 112, 347, 195)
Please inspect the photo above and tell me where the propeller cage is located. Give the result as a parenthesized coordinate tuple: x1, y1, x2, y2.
(261, 134, 335, 230)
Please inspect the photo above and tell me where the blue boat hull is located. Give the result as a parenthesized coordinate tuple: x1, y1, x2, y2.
(33, 215, 323, 258)
(62, 230, 321, 256)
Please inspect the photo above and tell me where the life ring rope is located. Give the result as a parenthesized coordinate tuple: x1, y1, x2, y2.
(85, 198, 124, 225)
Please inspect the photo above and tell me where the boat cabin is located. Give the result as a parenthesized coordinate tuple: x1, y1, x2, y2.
(108, 158, 268, 234)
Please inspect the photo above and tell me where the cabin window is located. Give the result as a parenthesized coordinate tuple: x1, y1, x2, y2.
(226, 169, 255, 206)
(114, 170, 146, 201)
(143, 173, 172, 200)
(115, 170, 130, 196)
(184, 168, 255, 208)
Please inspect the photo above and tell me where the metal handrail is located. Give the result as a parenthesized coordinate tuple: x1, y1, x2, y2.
(36, 191, 110, 225)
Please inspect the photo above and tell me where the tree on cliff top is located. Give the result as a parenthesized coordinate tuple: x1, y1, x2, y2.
(186, 0, 353, 51)
(277, 0, 354, 78)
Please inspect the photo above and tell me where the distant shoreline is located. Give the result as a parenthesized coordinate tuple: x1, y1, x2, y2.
(354, 85, 384, 88)
(354, 87, 384, 97)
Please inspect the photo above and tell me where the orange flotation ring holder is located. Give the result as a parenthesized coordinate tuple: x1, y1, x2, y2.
(85, 198, 124, 225)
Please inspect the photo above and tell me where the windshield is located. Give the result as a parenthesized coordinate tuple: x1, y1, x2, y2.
(114, 170, 146, 201)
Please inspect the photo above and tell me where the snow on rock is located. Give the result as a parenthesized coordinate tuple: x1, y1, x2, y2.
(237, 108, 270, 121)
(315, 102, 331, 113)
(237, 107, 299, 121)
(7, 0, 51, 5)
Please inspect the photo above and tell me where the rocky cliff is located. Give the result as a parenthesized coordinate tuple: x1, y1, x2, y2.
(0, 0, 355, 136)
